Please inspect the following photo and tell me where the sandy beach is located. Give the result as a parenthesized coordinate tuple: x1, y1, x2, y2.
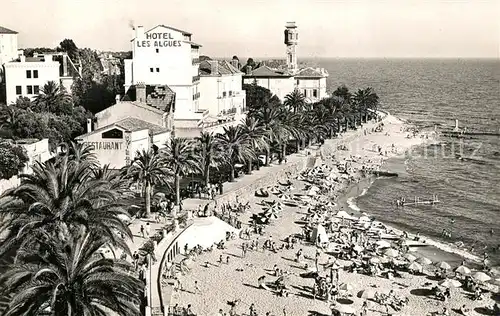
(166, 115, 499, 316)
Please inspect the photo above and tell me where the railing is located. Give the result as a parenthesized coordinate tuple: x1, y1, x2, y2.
(192, 92, 200, 100)
(158, 220, 195, 316)
(191, 58, 200, 65)
(192, 75, 200, 83)
(220, 108, 237, 115)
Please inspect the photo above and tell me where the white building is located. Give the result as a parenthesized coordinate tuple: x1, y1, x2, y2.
(76, 92, 174, 169)
(242, 22, 329, 103)
(0, 138, 53, 194)
(198, 59, 246, 119)
(124, 25, 201, 120)
(123, 24, 244, 138)
(4, 52, 81, 105)
(0, 26, 18, 70)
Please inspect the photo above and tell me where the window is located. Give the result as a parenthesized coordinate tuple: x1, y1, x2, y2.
(33, 70, 38, 78)
(313, 89, 318, 98)
(34, 85, 40, 94)
(155, 48, 159, 53)
(289, 55, 293, 63)
(26, 70, 32, 78)
(27, 85, 33, 94)
(302, 89, 306, 96)
(150, 68, 154, 72)
(102, 128, 124, 139)
(229, 91, 232, 97)
(222, 91, 226, 97)
(156, 68, 160, 72)
(16, 86, 22, 95)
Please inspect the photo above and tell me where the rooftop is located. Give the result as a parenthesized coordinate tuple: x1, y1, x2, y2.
(76, 117, 169, 140)
(295, 67, 329, 78)
(0, 26, 17, 34)
(243, 65, 293, 78)
(199, 60, 242, 76)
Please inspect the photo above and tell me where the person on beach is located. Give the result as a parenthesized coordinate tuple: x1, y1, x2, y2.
(140, 225, 145, 238)
(145, 222, 150, 237)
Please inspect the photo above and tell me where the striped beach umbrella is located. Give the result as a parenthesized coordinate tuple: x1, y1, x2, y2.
(357, 289, 376, 299)
(384, 248, 399, 258)
(454, 265, 471, 275)
(404, 254, 417, 262)
(408, 261, 422, 272)
(417, 257, 432, 265)
(436, 261, 451, 270)
(439, 279, 462, 288)
(472, 272, 491, 283)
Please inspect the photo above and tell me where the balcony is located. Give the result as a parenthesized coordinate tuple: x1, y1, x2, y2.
(192, 92, 200, 100)
(192, 75, 200, 83)
(220, 108, 237, 115)
(192, 58, 200, 65)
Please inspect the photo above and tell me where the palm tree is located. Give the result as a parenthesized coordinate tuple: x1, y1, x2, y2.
(251, 106, 285, 165)
(0, 156, 132, 258)
(354, 87, 379, 122)
(0, 231, 143, 316)
(124, 149, 169, 217)
(284, 89, 305, 113)
(215, 126, 254, 182)
(239, 117, 268, 173)
(33, 81, 72, 114)
(162, 138, 200, 205)
(195, 132, 222, 187)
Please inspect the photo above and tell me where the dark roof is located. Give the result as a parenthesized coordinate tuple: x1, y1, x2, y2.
(295, 67, 329, 78)
(144, 24, 191, 36)
(76, 117, 169, 140)
(244, 65, 293, 78)
(115, 117, 168, 134)
(199, 60, 242, 76)
(183, 40, 202, 47)
(0, 26, 17, 34)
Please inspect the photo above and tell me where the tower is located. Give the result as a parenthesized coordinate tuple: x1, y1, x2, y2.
(284, 22, 298, 72)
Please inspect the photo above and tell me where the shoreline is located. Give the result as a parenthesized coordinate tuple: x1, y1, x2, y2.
(330, 126, 500, 276)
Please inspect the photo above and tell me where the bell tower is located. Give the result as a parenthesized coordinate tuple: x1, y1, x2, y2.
(284, 22, 298, 72)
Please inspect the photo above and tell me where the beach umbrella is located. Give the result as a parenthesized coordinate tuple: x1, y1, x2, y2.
(265, 212, 279, 220)
(417, 257, 432, 265)
(404, 254, 417, 262)
(339, 283, 353, 291)
(357, 289, 376, 299)
(384, 248, 399, 258)
(408, 261, 422, 272)
(353, 245, 364, 252)
(439, 279, 462, 288)
(375, 240, 391, 249)
(472, 272, 491, 283)
(454, 265, 471, 275)
(358, 216, 371, 222)
(436, 261, 451, 270)
(336, 210, 357, 220)
(369, 257, 381, 264)
(332, 304, 355, 314)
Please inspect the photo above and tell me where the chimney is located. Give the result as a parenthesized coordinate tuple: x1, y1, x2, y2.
(86, 118, 92, 133)
(20, 55, 26, 62)
(231, 57, 239, 69)
(115, 94, 121, 104)
(136, 83, 146, 103)
(135, 26, 144, 39)
(44, 54, 52, 63)
(210, 61, 219, 75)
(63, 55, 68, 76)
(246, 66, 252, 75)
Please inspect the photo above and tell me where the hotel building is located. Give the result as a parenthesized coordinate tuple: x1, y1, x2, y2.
(242, 22, 329, 103)
(122, 24, 245, 138)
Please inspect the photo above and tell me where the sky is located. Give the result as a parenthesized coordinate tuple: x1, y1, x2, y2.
(2, 0, 499, 58)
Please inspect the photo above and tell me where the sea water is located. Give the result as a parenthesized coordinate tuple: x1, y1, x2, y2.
(311, 58, 500, 267)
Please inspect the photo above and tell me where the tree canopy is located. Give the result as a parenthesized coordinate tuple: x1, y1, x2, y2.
(0, 140, 29, 180)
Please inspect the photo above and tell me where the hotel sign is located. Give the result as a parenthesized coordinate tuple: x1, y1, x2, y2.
(137, 32, 182, 48)
(83, 141, 123, 150)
